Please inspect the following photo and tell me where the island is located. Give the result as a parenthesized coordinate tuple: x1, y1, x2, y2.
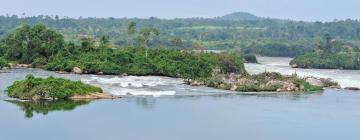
(290, 35, 360, 70)
(7, 74, 118, 100)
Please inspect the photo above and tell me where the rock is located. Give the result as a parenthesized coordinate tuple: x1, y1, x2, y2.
(306, 77, 324, 87)
(14, 64, 31, 68)
(230, 85, 238, 91)
(291, 64, 298, 68)
(190, 80, 204, 86)
(277, 88, 288, 92)
(97, 72, 104, 75)
(121, 73, 128, 76)
(344, 87, 360, 90)
(73, 67, 82, 74)
(32, 95, 41, 101)
(70, 93, 121, 100)
(329, 85, 341, 89)
(56, 71, 67, 74)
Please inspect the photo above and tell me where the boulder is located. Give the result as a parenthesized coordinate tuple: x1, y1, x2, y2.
(56, 71, 67, 74)
(190, 80, 204, 86)
(230, 85, 238, 91)
(73, 67, 82, 74)
(291, 64, 298, 68)
(306, 77, 324, 87)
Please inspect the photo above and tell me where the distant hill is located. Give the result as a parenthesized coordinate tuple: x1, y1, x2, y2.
(219, 12, 262, 21)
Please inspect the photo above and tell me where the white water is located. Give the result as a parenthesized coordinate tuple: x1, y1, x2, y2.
(245, 57, 360, 88)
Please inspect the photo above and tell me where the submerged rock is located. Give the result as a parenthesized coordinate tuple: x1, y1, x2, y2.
(70, 93, 121, 100)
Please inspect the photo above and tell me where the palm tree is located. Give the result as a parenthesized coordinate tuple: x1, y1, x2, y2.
(127, 21, 137, 46)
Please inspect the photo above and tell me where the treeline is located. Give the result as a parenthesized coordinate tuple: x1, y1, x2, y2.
(1, 12, 360, 56)
(0, 24, 247, 79)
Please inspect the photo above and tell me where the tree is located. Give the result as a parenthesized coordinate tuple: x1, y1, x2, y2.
(2, 24, 64, 63)
(171, 37, 184, 48)
(99, 35, 110, 48)
(127, 21, 137, 46)
(192, 41, 204, 53)
(139, 28, 160, 58)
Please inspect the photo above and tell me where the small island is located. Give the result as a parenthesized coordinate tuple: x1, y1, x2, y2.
(290, 35, 360, 70)
(7, 74, 118, 100)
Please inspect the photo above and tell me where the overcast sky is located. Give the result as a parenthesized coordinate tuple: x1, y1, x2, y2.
(0, 0, 359, 21)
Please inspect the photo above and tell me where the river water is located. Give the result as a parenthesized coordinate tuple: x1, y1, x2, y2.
(0, 57, 359, 140)
(246, 57, 360, 88)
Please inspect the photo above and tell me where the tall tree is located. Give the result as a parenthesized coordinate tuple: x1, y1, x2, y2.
(139, 28, 160, 58)
(127, 21, 137, 46)
(99, 35, 110, 48)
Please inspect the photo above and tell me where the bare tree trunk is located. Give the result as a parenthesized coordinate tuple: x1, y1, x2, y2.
(144, 40, 149, 58)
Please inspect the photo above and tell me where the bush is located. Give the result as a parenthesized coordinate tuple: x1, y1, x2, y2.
(295, 79, 322, 92)
(31, 57, 47, 68)
(0, 57, 9, 69)
(7, 74, 103, 100)
(244, 54, 258, 63)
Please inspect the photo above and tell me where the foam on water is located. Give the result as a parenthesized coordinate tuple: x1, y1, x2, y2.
(246, 57, 360, 88)
(81, 76, 182, 97)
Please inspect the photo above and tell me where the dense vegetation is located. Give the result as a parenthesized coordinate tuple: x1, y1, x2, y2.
(7, 74, 103, 100)
(0, 24, 246, 79)
(1, 12, 360, 57)
(0, 57, 9, 69)
(291, 35, 360, 69)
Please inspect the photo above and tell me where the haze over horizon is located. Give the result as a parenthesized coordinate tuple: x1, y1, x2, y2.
(0, 0, 359, 21)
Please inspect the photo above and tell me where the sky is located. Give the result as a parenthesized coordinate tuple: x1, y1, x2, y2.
(0, 0, 359, 21)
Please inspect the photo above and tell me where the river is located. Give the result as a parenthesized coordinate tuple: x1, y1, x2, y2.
(0, 57, 359, 140)
(245, 57, 360, 88)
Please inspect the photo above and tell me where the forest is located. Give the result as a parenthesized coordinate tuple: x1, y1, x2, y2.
(1, 12, 360, 57)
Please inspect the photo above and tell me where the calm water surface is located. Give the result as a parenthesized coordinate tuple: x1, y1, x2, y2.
(1, 65, 360, 140)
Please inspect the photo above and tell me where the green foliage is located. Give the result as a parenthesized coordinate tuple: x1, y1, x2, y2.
(243, 41, 313, 57)
(2, 14, 360, 57)
(45, 45, 246, 79)
(7, 74, 103, 100)
(295, 79, 322, 92)
(0, 24, 246, 79)
(291, 35, 360, 69)
(2, 24, 64, 63)
(244, 53, 258, 63)
(31, 57, 47, 68)
(0, 57, 9, 68)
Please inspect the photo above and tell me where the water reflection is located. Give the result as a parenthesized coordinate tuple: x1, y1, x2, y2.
(6, 100, 90, 118)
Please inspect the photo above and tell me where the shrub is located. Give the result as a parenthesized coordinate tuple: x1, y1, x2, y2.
(0, 57, 9, 69)
(295, 79, 322, 92)
(244, 53, 258, 63)
(31, 57, 47, 68)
